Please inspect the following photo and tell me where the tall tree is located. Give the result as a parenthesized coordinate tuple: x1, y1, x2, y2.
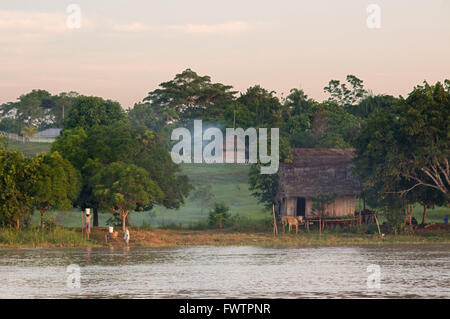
(0, 139, 37, 228)
(228, 85, 282, 129)
(354, 81, 449, 228)
(33, 152, 81, 229)
(64, 96, 126, 130)
(324, 75, 368, 108)
(143, 69, 236, 124)
(52, 122, 191, 225)
(92, 162, 163, 231)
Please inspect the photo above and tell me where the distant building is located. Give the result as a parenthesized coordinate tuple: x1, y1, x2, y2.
(275, 148, 362, 219)
(31, 128, 62, 142)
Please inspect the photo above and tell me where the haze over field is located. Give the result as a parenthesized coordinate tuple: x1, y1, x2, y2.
(0, 0, 449, 108)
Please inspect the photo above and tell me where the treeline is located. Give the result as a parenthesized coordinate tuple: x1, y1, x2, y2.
(0, 69, 448, 232)
(0, 93, 192, 229)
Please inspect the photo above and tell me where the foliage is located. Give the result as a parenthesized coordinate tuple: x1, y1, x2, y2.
(248, 164, 279, 209)
(324, 75, 368, 108)
(52, 121, 192, 221)
(20, 126, 37, 139)
(311, 194, 337, 217)
(92, 162, 163, 231)
(64, 96, 126, 130)
(0, 139, 38, 228)
(128, 102, 178, 133)
(33, 152, 81, 228)
(0, 90, 80, 132)
(354, 80, 449, 230)
(227, 85, 282, 129)
(143, 69, 236, 125)
(208, 202, 231, 229)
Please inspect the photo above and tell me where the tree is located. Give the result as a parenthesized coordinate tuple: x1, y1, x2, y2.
(143, 69, 235, 124)
(128, 102, 178, 133)
(191, 184, 215, 215)
(311, 194, 336, 234)
(64, 96, 126, 130)
(395, 81, 449, 196)
(92, 162, 163, 232)
(248, 163, 280, 209)
(354, 81, 449, 230)
(324, 75, 368, 108)
(228, 85, 282, 129)
(0, 90, 80, 132)
(21, 126, 37, 140)
(351, 94, 397, 119)
(0, 139, 37, 228)
(33, 152, 81, 229)
(52, 122, 192, 225)
(208, 202, 231, 229)
(53, 92, 79, 127)
(288, 102, 359, 148)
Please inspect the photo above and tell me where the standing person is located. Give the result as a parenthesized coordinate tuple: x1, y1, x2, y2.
(124, 227, 130, 247)
(85, 209, 92, 239)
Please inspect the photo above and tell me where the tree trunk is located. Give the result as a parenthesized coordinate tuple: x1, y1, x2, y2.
(122, 211, 128, 232)
(40, 209, 46, 230)
(422, 204, 428, 225)
(319, 215, 322, 235)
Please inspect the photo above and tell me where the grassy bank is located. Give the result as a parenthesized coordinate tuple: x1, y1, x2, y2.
(1, 224, 449, 248)
(0, 227, 98, 248)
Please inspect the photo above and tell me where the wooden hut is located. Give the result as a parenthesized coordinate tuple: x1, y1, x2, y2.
(275, 148, 362, 219)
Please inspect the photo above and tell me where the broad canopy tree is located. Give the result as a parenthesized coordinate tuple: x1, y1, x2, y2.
(52, 121, 191, 226)
(92, 162, 163, 231)
(142, 69, 236, 126)
(354, 81, 449, 224)
(64, 96, 126, 130)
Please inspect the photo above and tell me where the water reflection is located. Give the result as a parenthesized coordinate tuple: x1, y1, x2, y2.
(0, 244, 448, 298)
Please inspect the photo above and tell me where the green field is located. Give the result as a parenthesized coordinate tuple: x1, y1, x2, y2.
(32, 162, 449, 229)
(31, 164, 271, 228)
(6, 139, 448, 228)
(4, 138, 51, 157)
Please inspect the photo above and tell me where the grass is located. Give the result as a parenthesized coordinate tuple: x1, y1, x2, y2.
(4, 225, 447, 249)
(4, 138, 448, 229)
(0, 226, 97, 248)
(4, 138, 51, 157)
(30, 163, 271, 228)
(2, 218, 449, 249)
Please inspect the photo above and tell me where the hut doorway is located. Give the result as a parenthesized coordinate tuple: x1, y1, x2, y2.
(297, 197, 306, 217)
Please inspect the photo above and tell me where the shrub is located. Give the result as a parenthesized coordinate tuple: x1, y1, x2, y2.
(208, 202, 230, 229)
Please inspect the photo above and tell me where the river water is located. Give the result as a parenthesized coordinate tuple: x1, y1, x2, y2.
(0, 244, 449, 298)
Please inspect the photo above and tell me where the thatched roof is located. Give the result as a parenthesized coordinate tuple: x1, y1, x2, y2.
(277, 148, 362, 198)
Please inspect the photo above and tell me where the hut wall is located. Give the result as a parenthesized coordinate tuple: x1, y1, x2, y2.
(285, 197, 297, 217)
(305, 196, 355, 218)
(281, 195, 356, 218)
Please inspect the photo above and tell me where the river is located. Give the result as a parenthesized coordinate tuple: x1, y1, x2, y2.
(0, 244, 449, 298)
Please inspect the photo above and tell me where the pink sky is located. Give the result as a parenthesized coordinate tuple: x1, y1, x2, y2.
(0, 0, 449, 109)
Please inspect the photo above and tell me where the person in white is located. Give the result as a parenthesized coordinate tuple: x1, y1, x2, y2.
(124, 228, 130, 247)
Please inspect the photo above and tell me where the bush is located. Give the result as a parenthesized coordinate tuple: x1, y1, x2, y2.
(386, 210, 406, 234)
(208, 202, 231, 229)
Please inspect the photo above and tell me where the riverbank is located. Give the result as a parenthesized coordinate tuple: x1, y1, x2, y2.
(1, 224, 449, 248)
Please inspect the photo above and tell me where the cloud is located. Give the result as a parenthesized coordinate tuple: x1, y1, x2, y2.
(172, 21, 250, 35)
(0, 10, 67, 33)
(112, 21, 251, 36)
(112, 23, 154, 32)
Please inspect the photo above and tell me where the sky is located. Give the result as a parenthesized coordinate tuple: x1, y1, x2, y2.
(0, 0, 449, 109)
